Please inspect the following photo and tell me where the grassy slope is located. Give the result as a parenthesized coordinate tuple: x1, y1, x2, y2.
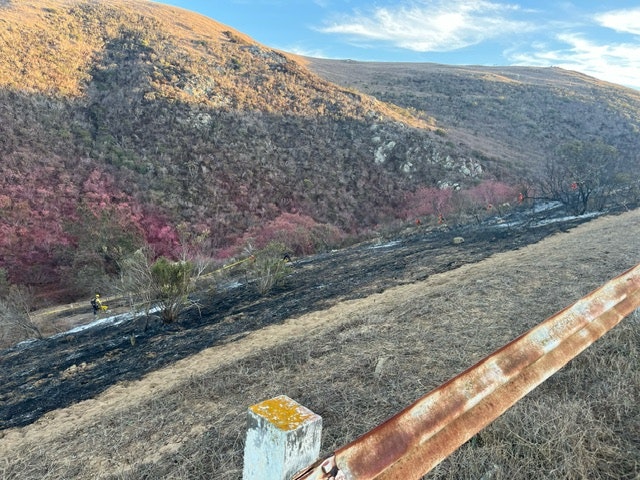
(2, 1, 640, 302)
(304, 58, 640, 176)
(0, 0, 473, 293)
(1, 208, 638, 479)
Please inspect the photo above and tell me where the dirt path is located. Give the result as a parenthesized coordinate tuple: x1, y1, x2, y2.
(1, 208, 639, 479)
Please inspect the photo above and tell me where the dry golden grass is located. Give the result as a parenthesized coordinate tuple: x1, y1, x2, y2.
(1, 212, 639, 479)
(0, 0, 427, 127)
(0, 0, 242, 96)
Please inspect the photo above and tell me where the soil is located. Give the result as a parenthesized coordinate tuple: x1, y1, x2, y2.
(0, 204, 628, 431)
(0, 206, 638, 480)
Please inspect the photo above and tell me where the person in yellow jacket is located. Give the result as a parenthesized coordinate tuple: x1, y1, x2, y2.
(91, 294, 103, 316)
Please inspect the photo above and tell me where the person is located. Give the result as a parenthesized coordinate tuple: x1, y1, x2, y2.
(91, 294, 102, 317)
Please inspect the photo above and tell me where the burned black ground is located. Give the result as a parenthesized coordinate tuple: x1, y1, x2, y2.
(0, 206, 605, 430)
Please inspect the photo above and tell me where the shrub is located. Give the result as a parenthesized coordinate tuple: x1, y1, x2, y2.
(453, 181, 519, 224)
(118, 248, 156, 329)
(119, 250, 196, 326)
(239, 212, 344, 256)
(150, 256, 194, 323)
(0, 272, 42, 343)
(244, 242, 291, 295)
(400, 187, 453, 222)
(464, 180, 518, 210)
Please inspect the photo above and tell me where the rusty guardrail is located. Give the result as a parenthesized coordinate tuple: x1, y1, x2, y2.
(293, 263, 640, 480)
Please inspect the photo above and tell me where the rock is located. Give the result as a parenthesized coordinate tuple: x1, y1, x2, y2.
(374, 356, 390, 379)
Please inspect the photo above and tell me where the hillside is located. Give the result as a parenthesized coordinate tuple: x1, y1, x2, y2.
(0, 0, 490, 297)
(1, 0, 639, 303)
(304, 58, 640, 174)
(1, 207, 638, 479)
(1, 201, 602, 427)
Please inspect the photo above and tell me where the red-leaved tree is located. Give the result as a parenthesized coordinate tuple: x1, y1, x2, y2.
(232, 212, 344, 257)
(401, 187, 454, 223)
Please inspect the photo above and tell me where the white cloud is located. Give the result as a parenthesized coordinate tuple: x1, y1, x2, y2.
(508, 33, 640, 89)
(285, 44, 329, 58)
(314, 1, 640, 89)
(319, 0, 532, 52)
(594, 7, 640, 35)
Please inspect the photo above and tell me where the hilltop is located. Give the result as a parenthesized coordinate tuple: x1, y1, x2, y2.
(0, 0, 639, 305)
(304, 58, 640, 174)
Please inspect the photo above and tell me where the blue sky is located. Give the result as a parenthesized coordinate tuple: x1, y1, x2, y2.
(156, 1, 640, 90)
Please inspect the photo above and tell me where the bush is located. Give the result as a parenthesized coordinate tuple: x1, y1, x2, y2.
(150, 257, 194, 323)
(400, 187, 453, 222)
(401, 181, 518, 225)
(0, 272, 42, 343)
(119, 250, 196, 326)
(239, 213, 344, 256)
(244, 242, 291, 295)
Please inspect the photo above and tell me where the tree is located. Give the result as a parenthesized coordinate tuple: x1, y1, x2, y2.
(64, 204, 144, 296)
(537, 140, 621, 215)
(0, 270, 42, 343)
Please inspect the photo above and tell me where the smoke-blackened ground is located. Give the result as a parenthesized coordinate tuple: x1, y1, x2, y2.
(0, 205, 632, 430)
(0, 207, 638, 480)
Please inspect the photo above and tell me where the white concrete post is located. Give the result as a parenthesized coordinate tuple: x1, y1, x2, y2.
(242, 395, 322, 480)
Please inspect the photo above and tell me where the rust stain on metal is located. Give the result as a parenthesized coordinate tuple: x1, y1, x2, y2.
(292, 263, 640, 480)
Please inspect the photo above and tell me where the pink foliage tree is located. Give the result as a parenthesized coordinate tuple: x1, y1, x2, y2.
(0, 162, 179, 293)
(463, 181, 518, 213)
(139, 214, 179, 258)
(0, 164, 79, 284)
(234, 212, 344, 257)
(401, 187, 454, 223)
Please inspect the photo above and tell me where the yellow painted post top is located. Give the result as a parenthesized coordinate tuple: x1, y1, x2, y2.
(250, 395, 319, 431)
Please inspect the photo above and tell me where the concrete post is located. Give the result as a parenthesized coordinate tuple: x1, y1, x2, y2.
(242, 395, 322, 480)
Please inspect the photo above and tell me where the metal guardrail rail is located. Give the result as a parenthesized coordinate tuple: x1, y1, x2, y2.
(293, 263, 640, 480)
